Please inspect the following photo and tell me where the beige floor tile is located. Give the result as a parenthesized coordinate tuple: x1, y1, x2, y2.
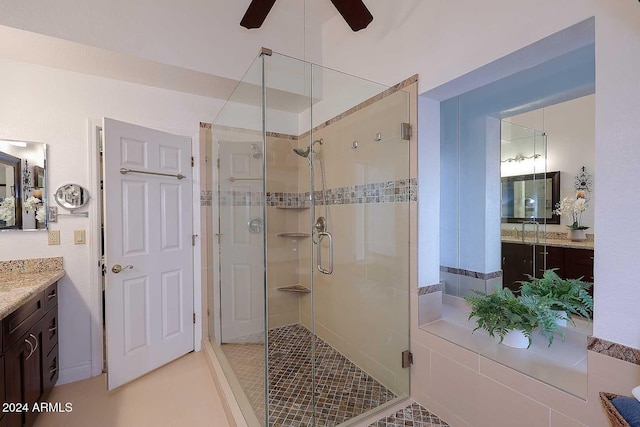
(33, 351, 230, 427)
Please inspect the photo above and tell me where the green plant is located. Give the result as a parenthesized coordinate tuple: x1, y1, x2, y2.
(464, 287, 562, 348)
(519, 269, 593, 322)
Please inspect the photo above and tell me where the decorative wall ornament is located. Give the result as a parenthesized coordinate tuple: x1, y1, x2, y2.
(22, 159, 32, 194)
(574, 166, 593, 199)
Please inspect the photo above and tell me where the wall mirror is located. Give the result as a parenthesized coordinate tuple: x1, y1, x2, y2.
(500, 171, 560, 224)
(54, 184, 89, 211)
(0, 140, 47, 231)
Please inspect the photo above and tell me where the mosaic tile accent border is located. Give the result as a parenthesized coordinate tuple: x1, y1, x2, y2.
(588, 337, 640, 365)
(0, 257, 64, 275)
(440, 266, 502, 280)
(369, 402, 449, 427)
(418, 284, 442, 295)
(200, 190, 212, 206)
(218, 178, 418, 207)
(310, 178, 417, 206)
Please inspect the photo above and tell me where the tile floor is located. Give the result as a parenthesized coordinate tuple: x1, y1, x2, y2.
(369, 403, 450, 427)
(30, 339, 449, 427)
(222, 324, 397, 426)
(33, 351, 231, 427)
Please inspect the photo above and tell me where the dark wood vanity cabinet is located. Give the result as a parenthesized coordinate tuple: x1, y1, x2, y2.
(502, 243, 594, 293)
(2, 282, 58, 427)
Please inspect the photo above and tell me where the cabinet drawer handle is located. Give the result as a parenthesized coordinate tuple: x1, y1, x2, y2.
(49, 367, 57, 375)
(24, 338, 35, 360)
(49, 326, 57, 333)
(540, 252, 549, 255)
(47, 290, 57, 300)
(590, 256, 594, 260)
(29, 333, 38, 354)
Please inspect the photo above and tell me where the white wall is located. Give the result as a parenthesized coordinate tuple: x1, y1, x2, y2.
(321, 0, 640, 350)
(0, 57, 221, 383)
(503, 95, 596, 233)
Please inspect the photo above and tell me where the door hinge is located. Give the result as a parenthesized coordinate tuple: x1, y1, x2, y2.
(401, 123, 412, 141)
(217, 158, 220, 169)
(402, 350, 413, 368)
(193, 313, 196, 324)
(207, 308, 210, 316)
(191, 156, 194, 167)
(192, 234, 198, 246)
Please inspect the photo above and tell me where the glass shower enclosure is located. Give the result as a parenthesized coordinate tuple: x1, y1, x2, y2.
(209, 49, 411, 426)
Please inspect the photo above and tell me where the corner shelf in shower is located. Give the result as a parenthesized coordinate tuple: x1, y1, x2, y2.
(276, 284, 311, 293)
(276, 232, 311, 238)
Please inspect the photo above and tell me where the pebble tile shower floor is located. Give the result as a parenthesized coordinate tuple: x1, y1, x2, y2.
(222, 324, 397, 426)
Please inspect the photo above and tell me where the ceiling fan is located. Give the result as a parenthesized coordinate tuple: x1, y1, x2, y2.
(240, 0, 373, 32)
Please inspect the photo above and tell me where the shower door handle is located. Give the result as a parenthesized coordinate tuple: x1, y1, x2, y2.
(317, 231, 334, 275)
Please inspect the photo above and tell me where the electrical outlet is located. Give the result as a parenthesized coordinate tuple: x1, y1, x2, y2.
(74, 230, 86, 245)
(48, 230, 60, 246)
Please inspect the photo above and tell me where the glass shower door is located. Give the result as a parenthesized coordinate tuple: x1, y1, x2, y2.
(307, 64, 411, 425)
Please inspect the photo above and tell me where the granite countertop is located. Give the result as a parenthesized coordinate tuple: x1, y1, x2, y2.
(0, 257, 65, 321)
(501, 236, 594, 250)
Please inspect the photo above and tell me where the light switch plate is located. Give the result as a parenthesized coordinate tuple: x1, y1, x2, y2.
(74, 230, 86, 245)
(48, 230, 60, 246)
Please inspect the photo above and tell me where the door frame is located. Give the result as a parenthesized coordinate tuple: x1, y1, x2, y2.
(87, 118, 202, 378)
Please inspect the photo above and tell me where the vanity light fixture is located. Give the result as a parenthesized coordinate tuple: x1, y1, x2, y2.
(501, 153, 542, 163)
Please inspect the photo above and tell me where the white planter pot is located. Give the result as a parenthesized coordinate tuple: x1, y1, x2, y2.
(568, 229, 586, 242)
(501, 330, 530, 348)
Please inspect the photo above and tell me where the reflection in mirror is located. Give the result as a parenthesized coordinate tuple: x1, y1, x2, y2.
(0, 140, 47, 231)
(501, 171, 560, 224)
(54, 184, 90, 210)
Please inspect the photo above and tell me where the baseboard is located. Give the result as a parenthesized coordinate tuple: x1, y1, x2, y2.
(57, 361, 93, 385)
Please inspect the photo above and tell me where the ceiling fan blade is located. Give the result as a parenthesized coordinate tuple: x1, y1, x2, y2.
(329, 0, 373, 32)
(240, 0, 277, 29)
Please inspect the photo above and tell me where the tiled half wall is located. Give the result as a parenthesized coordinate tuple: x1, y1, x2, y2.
(439, 266, 503, 298)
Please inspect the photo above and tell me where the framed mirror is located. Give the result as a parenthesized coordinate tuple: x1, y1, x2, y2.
(501, 171, 560, 224)
(54, 184, 89, 210)
(0, 140, 47, 231)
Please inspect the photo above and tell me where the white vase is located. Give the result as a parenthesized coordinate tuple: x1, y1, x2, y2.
(568, 229, 586, 242)
(501, 330, 529, 348)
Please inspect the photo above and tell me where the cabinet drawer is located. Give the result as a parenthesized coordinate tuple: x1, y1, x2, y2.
(0, 355, 4, 408)
(3, 293, 45, 352)
(43, 344, 59, 399)
(44, 283, 58, 312)
(40, 309, 58, 358)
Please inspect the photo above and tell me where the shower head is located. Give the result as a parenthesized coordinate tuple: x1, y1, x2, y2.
(293, 147, 310, 158)
(293, 139, 323, 159)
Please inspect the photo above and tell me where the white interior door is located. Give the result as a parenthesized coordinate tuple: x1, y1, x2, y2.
(218, 141, 264, 342)
(103, 118, 194, 390)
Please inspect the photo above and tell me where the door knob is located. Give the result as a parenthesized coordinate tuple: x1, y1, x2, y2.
(112, 264, 134, 273)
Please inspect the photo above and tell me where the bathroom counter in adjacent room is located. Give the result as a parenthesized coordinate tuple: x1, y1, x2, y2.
(0, 257, 65, 320)
(501, 236, 594, 250)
